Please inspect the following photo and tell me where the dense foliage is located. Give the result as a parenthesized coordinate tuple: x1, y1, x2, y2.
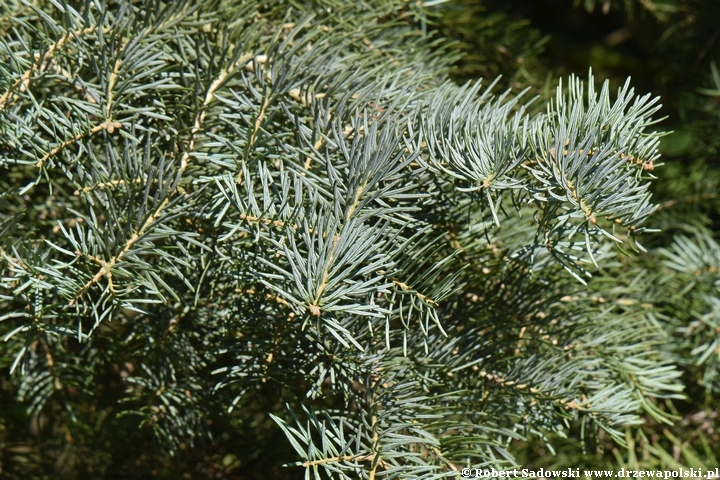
(0, 0, 718, 479)
(439, 0, 720, 472)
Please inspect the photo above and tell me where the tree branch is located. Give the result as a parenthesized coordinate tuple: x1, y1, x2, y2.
(0, 27, 97, 109)
(301, 453, 375, 468)
(35, 120, 122, 169)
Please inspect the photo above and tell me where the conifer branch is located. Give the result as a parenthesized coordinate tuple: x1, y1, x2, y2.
(0, 1, 693, 476)
(430, 446, 459, 472)
(68, 197, 169, 306)
(301, 453, 376, 467)
(0, 26, 97, 109)
(248, 96, 271, 152)
(35, 121, 122, 169)
(69, 52, 252, 306)
(548, 148, 597, 224)
(181, 54, 253, 173)
(391, 278, 437, 306)
(74, 178, 146, 195)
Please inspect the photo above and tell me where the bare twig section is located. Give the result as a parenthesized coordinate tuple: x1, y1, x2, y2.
(239, 213, 290, 229)
(0, 27, 97, 109)
(391, 278, 437, 306)
(104, 59, 122, 118)
(74, 178, 146, 195)
(476, 368, 592, 414)
(35, 121, 122, 169)
(287, 88, 326, 108)
(303, 156, 313, 170)
(301, 453, 376, 468)
(430, 446, 459, 472)
(181, 54, 252, 173)
(236, 213, 333, 242)
(247, 95, 271, 152)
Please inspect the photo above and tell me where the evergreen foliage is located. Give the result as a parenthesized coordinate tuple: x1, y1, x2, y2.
(438, 0, 720, 472)
(0, 0, 718, 479)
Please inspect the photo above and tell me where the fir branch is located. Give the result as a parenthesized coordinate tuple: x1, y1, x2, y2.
(0, 26, 97, 109)
(73, 178, 146, 195)
(301, 453, 376, 468)
(35, 120, 122, 169)
(68, 197, 170, 306)
(391, 278, 437, 306)
(0, 0, 699, 477)
(182, 53, 254, 173)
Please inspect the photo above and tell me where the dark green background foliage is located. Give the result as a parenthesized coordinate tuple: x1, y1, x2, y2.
(0, 0, 718, 478)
